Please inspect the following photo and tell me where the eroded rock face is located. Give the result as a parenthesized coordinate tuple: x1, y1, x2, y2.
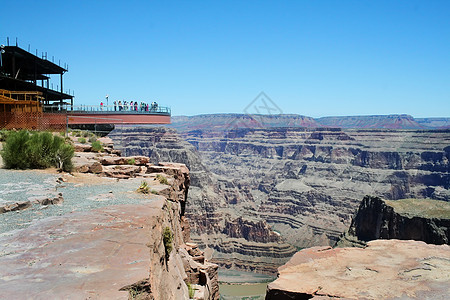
(109, 126, 450, 273)
(337, 196, 450, 247)
(266, 240, 450, 299)
(108, 127, 298, 273)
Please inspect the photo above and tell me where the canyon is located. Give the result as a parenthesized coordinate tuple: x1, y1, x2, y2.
(108, 114, 450, 273)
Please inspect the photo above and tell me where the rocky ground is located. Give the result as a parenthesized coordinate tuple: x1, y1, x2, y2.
(266, 240, 450, 299)
(0, 135, 219, 299)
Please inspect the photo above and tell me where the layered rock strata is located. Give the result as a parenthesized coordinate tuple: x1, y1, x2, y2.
(337, 196, 450, 247)
(109, 126, 450, 273)
(108, 127, 298, 274)
(266, 240, 450, 299)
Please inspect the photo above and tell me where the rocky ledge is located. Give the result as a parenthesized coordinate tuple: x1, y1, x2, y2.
(266, 239, 450, 299)
(0, 144, 218, 299)
(337, 195, 450, 247)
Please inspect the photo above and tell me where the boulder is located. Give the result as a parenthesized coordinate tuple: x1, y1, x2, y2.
(89, 162, 103, 174)
(0, 201, 32, 214)
(103, 165, 141, 179)
(73, 144, 92, 152)
(266, 240, 450, 299)
(38, 193, 64, 205)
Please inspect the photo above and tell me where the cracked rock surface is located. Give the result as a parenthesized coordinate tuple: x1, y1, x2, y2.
(266, 239, 450, 299)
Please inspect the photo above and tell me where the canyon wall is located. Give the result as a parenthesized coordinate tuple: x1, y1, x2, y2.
(337, 195, 450, 247)
(109, 125, 450, 273)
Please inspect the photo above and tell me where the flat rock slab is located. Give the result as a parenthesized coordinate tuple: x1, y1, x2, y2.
(0, 200, 164, 299)
(267, 240, 450, 299)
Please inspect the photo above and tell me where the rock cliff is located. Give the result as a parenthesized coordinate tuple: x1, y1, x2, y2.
(0, 148, 218, 299)
(109, 127, 298, 274)
(109, 125, 450, 273)
(337, 195, 450, 247)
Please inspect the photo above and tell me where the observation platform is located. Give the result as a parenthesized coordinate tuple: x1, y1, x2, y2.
(46, 105, 171, 126)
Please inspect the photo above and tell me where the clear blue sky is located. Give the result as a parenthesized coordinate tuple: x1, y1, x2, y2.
(1, 0, 449, 117)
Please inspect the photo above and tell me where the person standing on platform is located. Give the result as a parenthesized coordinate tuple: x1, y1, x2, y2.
(114, 100, 117, 111)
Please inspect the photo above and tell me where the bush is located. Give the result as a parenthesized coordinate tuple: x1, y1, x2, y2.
(163, 227, 174, 258)
(82, 131, 89, 138)
(88, 136, 97, 143)
(0, 130, 74, 171)
(127, 158, 135, 165)
(137, 181, 150, 194)
(156, 174, 169, 185)
(56, 143, 74, 172)
(1, 130, 30, 169)
(0, 130, 11, 142)
(91, 140, 103, 152)
(78, 137, 86, 144)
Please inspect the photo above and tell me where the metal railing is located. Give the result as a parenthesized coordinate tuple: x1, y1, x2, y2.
(43, 104, 171, 115)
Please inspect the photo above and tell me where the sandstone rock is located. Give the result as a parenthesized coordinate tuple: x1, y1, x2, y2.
(102, 165, 141, 179)
(97, 136, 114, 147)
(38, 193, 64, 205)
(0, 201, 32, 214)
(100, 156, 149, 166)
(266, 240, 450, 299)
(0, 163, 218, 300)
(73, 143, 92, 152)
(75, 164, 90, 173)
(89, 161, 103, 174)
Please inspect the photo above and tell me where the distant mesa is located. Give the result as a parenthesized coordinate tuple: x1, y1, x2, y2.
(171, 113, 450, 132)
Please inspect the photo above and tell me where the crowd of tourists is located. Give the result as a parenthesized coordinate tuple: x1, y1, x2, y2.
(99, 100, 159, 112)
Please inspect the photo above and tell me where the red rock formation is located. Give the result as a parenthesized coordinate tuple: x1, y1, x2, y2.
(266, 240, 450, 299)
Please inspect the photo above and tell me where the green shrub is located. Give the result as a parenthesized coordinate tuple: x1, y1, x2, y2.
(151, 189, 159, 195)
(0, 130, 74, 171)
(156, 174, 169, 185)
(1, 130, 30, 169)
(82, 131, 89, 137)
(88, 136, 97, 143)
(0, 130, 11, 141)
(163, 227, 174, 258)
(127, 158, 135, 165)
(78, 137, 86, 144)
(27, 131, 57, 168)
(56, 143, 74, 172)
(91, 140, 103, 152)
(73, 130, 81, 137)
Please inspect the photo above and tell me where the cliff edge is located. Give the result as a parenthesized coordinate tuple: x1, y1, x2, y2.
(266, 239, 450, 299)
(337, 195, 450, 247)
(0, 153, 218, 299)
